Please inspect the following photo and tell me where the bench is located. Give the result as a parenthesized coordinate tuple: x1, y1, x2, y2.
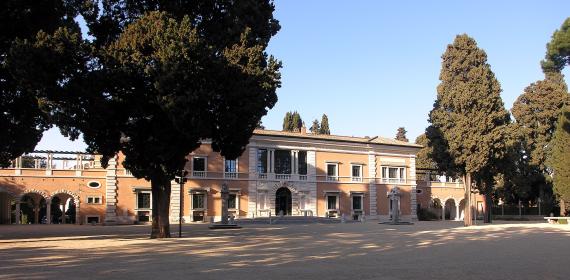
(544, 217, 570, 224)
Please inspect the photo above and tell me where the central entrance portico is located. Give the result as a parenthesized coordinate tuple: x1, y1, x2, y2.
(275, 187, 292, 215)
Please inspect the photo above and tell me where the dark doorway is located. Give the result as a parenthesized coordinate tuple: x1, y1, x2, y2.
(275, 187, 292, 216)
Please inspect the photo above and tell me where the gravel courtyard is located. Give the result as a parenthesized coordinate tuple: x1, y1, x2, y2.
(1, 221, 569, 280)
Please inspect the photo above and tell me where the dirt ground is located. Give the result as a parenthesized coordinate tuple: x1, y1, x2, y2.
(0, 221, 569, 280)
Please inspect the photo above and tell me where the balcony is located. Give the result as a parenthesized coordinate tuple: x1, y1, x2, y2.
(224, 172, 238, 179)
(258, 173, 267, 179)
(275, 174, 291, 180)
(192, 171, 207, 178)
(380, 178, 406, 184)
(326, 176, 339, 182)
(351, 177, 363, 182)
(299, 175, 308, 181)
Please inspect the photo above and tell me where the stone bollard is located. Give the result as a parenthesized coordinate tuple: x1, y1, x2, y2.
(341, 214, 346, 223)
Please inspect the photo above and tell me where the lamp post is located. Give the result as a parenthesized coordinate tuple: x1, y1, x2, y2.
(175, 170, 188, 238)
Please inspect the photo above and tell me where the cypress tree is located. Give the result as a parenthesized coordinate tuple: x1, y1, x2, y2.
(310, 119, 320, 134)
(415, 134, 438, 170)
(395, 127, 409, 142)
(320, 114, 330, 135)
(548, 106, 570, 216)
(282, 112, 292, 131)
(427, 34, 511, 225)
(291, 111, 303, 131)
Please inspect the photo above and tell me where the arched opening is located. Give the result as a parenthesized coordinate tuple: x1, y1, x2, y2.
(430, 198, 443, 220)
(20, 193, 47, 224)
(275, 187, 292, 216)
(50, 193, 77, 224)
(444, 199, 457, 220)
(0, 192, 14, 224)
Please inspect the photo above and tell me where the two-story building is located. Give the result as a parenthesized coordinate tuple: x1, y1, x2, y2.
(0, 129, 476, 225)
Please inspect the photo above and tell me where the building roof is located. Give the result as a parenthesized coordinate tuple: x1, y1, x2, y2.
(252, 129, 422, 148)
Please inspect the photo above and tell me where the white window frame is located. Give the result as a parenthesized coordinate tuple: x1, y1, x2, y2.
(223, 158, 239, 179)
(86, 195, 102, 205)
(381, 166, 406, 183)
(351, 164, 363, 182)
(136, 191, 152, 210)
(326, 162, 339, 181)
(325, 193, 339, 211)
(228, 190, 241, 212)
(192, 156, 207, 177)
(351, 194, 364, 211)
(190, 192, 207, 210)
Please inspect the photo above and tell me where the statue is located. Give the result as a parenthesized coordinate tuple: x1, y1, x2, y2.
(209, 182, 242, 229)
(379, 186, 413, 225)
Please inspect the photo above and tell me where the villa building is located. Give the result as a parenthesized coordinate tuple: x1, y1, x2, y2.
(0, 129, 482, 225)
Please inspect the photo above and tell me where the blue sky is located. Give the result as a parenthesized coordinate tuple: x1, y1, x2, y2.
(36, 0, 570, 151)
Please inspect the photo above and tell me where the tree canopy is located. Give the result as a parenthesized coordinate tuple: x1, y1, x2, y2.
(542, 17, 570, 73)
(395, 127, 409, 142)
(283, 111, 303, 132)
(310, 119, 320, 134)
(0, 0, 81, 167)
(511, 73, 570, 172)
(427, 34, 511, 224)
(319, 114, 330, 135)
(548, 107, 570, 215)
(415, 134, 437, 170)
(5, 0, 282, 238)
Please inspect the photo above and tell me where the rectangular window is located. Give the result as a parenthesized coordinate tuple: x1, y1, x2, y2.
(351, 165, 362, 182)
(298, 151, 307, 175)
(192, 193, 205, 209)
(274, 150, 292, 174)
(87, 196, 101, 204)
(327, 195, 337, 210)
(352, 195, 363, 210)
(228, 194, 237, 209)
(259, 192, 267, 209)
(257, 149, 268, 174)
(192, 157, 207, 177)
(224, 159, 238, 178)
(137, 192, 151, 209)
(326, 163, 338, 181)
(86, 216, 100, 224)
(381, 167, 406, 183)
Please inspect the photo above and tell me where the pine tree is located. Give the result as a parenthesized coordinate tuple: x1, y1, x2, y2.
(310, 119, 320, 134)
(548, 106, 570, 216)
(542, 17, 570, 73)
(291, 111, 302, 131)
(395, 127, 409, 142)
(320, 114, 330, 135)
(427, 34, 511, 225)
(512, 73, 570, 172)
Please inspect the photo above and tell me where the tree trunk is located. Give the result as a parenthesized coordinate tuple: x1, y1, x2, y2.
(561, 200, 567, 216)
(483, 194, 492, 223)
(150, 175, 171, 239)
(464, 173, 473, 226)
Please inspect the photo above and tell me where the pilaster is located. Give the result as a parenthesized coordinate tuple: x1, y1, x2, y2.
(368, 153, 377, 218)
(170, 180, 181, 223)
(104, 156, 118, 225)
(247, 147, 258, 217)
(410, 155, 418, 221)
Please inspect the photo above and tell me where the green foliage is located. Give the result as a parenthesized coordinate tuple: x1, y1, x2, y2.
(319, 114, 330, 135)
(310, 119, 320, 134)
(417, 208, 439, 221)
(427, 34, 511, 194)
(549, 107, 570, 203)
(415, 134, 437, 170)
(0, 0, 81, 167)
(395, 127, 408, 142)
(542, 17, 570, 73)
(512, 73, 570, 171)
(283, 111, 303, 132)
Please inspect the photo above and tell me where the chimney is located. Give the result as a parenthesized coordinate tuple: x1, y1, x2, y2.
(300, 125, 307, 135)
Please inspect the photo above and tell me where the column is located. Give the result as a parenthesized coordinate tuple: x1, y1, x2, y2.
(46, 153, 53, 176)
(455, 203, 460, 221)
(442, 206, 445, 221)
(46, 199, 51, 224)
(15, 156, 22, 175)
(62, 202, 67, 224)
(15, 202, 20, 224)
(269, 149, 275, 174)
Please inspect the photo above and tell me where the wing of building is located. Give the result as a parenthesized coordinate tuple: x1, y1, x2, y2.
(0, 129, 478, 225)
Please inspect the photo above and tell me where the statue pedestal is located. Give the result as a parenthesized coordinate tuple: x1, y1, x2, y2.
(209, 183, 242, 230)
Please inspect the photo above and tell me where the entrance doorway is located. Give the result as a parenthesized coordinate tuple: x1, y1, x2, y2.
(275, 187, 292, 216)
